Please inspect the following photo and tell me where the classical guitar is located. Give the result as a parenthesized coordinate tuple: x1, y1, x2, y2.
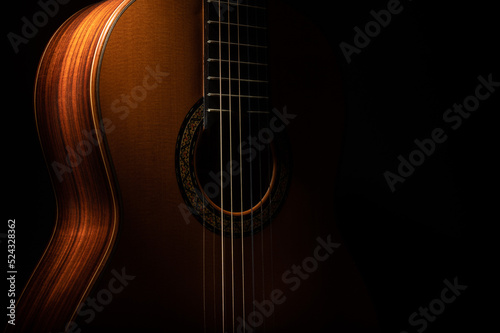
(8, 0, 379, 332)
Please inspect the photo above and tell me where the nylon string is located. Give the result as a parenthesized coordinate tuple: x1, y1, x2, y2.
(218, 2, 225, 332)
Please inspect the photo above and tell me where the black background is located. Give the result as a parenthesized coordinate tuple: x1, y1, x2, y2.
(4, 0, 498, 332)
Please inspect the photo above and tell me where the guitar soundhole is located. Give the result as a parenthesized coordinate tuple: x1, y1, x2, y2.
(175, 100, 291, 237)
(194, 119, 275, 214)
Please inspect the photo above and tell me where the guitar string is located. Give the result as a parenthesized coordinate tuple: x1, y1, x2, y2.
(256, 4, 267, 329)
(205, 4, 216, 332)
(236, 0, 246, 331)
(203, 5, 207, 332)
(203, 119, 207, 333)
(252, 2, 272, 330)
(215, 2, 271, 331)
(202, 7, 207, 327)
(204, 4, 213, 332)
(213, 217, 217, 331)
(266, 5, 275, 331)
(226, 3, 236, 332)
(218, 1, 225, 332)
(243, 0, 257, 321)
(263, 4, 275, 330)
(217, 2, 274, 331)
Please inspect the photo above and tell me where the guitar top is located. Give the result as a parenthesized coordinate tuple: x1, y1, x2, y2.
(8, 1, 380, 332)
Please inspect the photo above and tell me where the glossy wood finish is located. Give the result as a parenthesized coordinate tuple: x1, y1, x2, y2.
(9, 1, 133, 332)
(89, 1, 207, 330)
(17, 0, 380, 332)
(84, 0, 378, 332)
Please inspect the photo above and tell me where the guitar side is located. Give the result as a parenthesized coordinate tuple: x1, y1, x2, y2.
(7, 1, 133, 332)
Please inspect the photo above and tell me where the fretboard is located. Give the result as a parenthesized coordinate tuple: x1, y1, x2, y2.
(204, 0, 270, 127)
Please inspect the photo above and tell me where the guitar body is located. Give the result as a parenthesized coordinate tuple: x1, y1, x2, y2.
(13, 0, 379, 332)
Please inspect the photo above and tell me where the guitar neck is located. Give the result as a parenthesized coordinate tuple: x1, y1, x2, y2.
(204, 0, 270, 128)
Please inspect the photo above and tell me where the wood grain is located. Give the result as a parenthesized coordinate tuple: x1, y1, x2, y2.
(9, 1, 133, 332)
(14, 0, 381, 332)
(82, 0, 379, 332)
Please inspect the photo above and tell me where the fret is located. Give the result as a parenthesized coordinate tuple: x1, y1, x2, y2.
(207, 59, 268, 82)
(207, 0, 267, 11)
(247, 110, 269, 114)
(207, 40, 267, 49)
(207, 42, 268, 64)
(207, 93, 268, 99)
(207, 108, 269, 114)
(208, 24, 268, 46)
(208, 1, 268, 27)
(207, 77, 268, 83)
(208, 58, 267, 66)
(207, 108, 231, 112)
(205, 95, 269, 113)
(206, 78, 268, 99)
(207, 20, 267, 30)
(206, 79, 268, 113)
